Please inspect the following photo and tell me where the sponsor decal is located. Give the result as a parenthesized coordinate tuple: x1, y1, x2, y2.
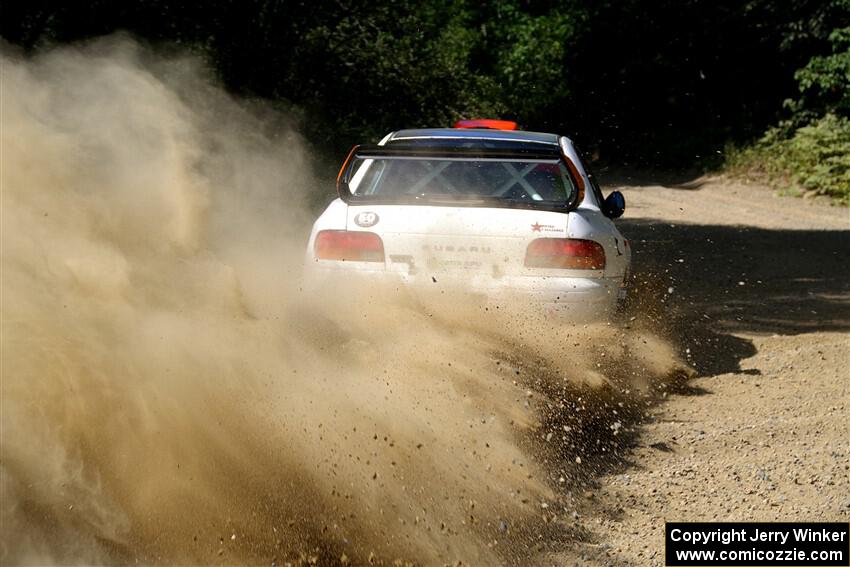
(531, 222, 561, 234)
(354, 211, 379, 227)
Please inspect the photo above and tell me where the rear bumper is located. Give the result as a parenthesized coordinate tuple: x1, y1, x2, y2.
(303, 262, 624, 321)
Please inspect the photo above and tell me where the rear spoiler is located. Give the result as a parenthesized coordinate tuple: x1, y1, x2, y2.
(342, 144, 561, 161)
(336, 144, 584, 211)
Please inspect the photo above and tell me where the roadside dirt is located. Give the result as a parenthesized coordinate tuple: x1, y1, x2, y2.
(550, 174, 850, 565)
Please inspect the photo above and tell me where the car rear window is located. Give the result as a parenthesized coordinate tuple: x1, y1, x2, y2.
(348, 156, 576, 205)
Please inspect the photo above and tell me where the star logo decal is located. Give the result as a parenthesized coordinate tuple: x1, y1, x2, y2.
(531, 222, 542, 232)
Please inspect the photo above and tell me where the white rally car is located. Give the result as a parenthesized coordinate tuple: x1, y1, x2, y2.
(305, 120, 630, 320)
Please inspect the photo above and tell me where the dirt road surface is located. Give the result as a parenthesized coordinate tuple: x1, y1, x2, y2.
(551, 174, 850, 566)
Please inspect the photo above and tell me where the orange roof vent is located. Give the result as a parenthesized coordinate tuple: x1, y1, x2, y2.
(454, 119, 518, 130)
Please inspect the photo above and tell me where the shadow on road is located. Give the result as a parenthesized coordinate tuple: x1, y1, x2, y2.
(619, 218, 850, 377)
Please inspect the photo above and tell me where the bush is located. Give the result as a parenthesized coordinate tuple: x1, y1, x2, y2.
(729, 114, 850, 204)
(727, 10, 850, 205)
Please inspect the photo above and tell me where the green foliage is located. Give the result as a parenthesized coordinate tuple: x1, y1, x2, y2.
(729, 115, 850, 204)
(788, 26, 850, 119)
(1, 0, 848, 169)
(486, 3, 581, 119)
(281, 0, 585, 149)
(728, 1, 850, 204)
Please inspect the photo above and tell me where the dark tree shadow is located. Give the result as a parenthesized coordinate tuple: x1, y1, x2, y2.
(583, 217, 850, 385)
(619, 218, 850, 335)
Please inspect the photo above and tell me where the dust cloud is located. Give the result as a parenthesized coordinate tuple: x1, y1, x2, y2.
(0, 36, 686, 565)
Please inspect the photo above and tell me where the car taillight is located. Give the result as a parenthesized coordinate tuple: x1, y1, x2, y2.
(314, 230, 385, 262)
(524, 238, 606, 270)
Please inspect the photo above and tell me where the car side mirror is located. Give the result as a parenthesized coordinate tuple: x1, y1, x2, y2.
(603, 190, 625, 218)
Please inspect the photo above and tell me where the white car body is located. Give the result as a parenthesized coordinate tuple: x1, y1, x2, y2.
(304, 127, 631, 320)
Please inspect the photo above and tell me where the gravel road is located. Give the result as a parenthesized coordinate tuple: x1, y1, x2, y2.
(551, 174, 850, 566)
